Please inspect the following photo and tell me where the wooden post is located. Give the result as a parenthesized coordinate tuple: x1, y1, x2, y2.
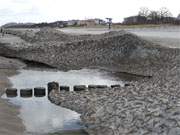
(47, 82, 59, 94)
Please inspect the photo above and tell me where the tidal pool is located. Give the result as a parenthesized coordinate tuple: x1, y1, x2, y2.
(2, 68, 123, 135)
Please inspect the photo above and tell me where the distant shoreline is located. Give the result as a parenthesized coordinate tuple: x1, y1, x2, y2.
(1, 22, 180, 29)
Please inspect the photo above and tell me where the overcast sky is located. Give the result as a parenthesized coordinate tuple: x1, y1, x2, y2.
(0, 0, 180, 25)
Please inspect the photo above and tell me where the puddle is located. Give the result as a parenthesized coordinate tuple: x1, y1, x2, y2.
(2, 68, 123, 135)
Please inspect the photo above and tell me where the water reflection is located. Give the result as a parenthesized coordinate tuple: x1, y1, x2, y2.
(2, 68, 122, 135)
(9, 68, 123, 90)
(2, 93, 84, 134)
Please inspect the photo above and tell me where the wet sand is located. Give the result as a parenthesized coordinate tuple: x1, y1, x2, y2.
(0, 57, 88, 135)
(0, 69, 25, 135)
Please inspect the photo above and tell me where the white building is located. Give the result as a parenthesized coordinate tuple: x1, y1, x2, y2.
(66, 20, 79, 26)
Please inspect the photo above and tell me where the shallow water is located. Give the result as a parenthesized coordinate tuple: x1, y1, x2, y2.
(2, 68, 123, 135)
(128, 26, 180, 39)
(126, 26, 180, 48)
(3, 94, 85, 135)
(9, 68, 123, 90)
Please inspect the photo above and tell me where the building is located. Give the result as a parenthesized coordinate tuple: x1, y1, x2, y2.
(123, 16, 147, 25)
(66, 20, 79, 26)
(77, 19, 106, 26)
(94, 18, 106, 25)
(177, 14, 180, 20)
(161, 17, 177, 24)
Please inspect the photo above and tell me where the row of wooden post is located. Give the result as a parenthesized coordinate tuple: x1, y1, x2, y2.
(5, 82, 122, 98)
(6, 87, 46, 98)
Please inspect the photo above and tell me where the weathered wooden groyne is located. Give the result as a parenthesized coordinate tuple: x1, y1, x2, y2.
(5, 81, 123, 98)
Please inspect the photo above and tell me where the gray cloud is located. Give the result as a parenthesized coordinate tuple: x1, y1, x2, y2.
(0, 6, 41, 25)
(0, 7, 39, 16)
(0, 0, 179, 26)
(0, 8, 14, 16)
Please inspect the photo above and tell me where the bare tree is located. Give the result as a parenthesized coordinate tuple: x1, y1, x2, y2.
(137, 7, 174, 24)
(148, 10, 161, 23)
(149, 11, 159, 19)
(159, 7, 172, 18)
(138, 7, 150, 17)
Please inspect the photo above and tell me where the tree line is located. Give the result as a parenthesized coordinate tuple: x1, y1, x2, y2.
(138, 7, 179, 24)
